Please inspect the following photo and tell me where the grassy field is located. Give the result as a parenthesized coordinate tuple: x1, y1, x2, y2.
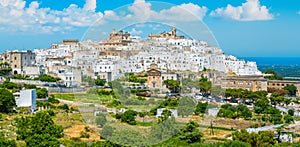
(52, 93, 114, 104)
(53, 93, 75, 101)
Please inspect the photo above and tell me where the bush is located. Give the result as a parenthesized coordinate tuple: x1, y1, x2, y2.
(194, 102, 208, 115)
(36, 88, 48, 98)
(47, 95, 59, 104)
(57, 104, 69, 111)
(288, 109, 294, 116)
(0, 81, 18, 90)
(39, 74, 61, 82)
(96, 113, 107, 128)
(23, 84, 36, 89)
(98, 89, 113, 95)
(137, 96, 146, 100)
(47, 110, 55, 116)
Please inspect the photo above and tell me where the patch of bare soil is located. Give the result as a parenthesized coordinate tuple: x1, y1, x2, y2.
(64, 124, 100, 142)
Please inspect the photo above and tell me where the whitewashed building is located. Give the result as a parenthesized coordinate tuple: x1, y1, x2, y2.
(15, 89, 37, 113)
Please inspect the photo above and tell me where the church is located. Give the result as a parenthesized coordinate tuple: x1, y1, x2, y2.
(148, 26, 184, 39)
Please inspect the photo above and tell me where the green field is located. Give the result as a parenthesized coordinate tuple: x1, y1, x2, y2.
(53, 93, 114, 104)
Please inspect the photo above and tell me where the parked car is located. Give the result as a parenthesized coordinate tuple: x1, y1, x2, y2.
(136, 91, 151, 97)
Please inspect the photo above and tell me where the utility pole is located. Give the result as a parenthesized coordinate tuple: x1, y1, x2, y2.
(210, 120, 214, 135)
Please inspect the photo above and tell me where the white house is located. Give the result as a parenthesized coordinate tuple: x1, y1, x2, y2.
(15, 89, 36, 113)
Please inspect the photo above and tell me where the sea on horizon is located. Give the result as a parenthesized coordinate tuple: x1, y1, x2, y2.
(240, 57, 300, 78)
(241, 57, 300, 66)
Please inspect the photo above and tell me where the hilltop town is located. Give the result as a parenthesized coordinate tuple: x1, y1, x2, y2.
(1, 27, 300, 146)
(0, 27, 261, 87)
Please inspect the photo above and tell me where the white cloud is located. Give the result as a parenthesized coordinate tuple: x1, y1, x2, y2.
(103, 10, 120, 20)
(83, 0, 96, 12)
(127, 1, 207, 21)
(0, 0, 103, 33)
(297, 11, 300, 15)
(210, 0, 273, 21)
(0, 0, 208, 34)
(158, 3, 207, 21)
(128, 0, 156, 21)
(129, 28, 143, 35)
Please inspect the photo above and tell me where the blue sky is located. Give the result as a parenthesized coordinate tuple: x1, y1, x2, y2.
(0, 0, 300, 57)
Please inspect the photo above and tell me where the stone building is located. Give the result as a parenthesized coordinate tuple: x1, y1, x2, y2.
(147, 64, 162, 89)
(146, 63, 181, 90)
(1, 50, 36, 75)
(220, 75, 268, 91)
(268, 80, 300, 96)
(149, 26, 184, 39)
(220, 75, 300, 96)
(103, 29, 132, 46)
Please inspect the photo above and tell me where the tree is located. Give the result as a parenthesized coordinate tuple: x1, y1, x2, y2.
(47, 95, 59, 104)
(194, 102, 208, 115)
(0, 132, 16, 147)
(270, 93, 284, 107)
(161, 109, 172, 121)
(283, 84, 297, 96)
(39, 74, 61, 82)
(283, 98, 292, 107)
(0, 81, 18, 90)
(23, 84, 36, 89)
(120, 110, 138, 125)
(212, 140, 250, 147)
(284, 114, 294, 124)
(288, 109, 294, 116)
(0, 89, 16, 113)
(178, 121, 203, 143)
(264, 70, 283, 80)
(0, 62, 12, 76)
(163, 79, 180, 93)
(236, 104, 252, 120)
(199, 77, 212, 94)
(37, 88, 48, 98)
(177, 97, 196, 117)
(233, 129, 276, 147)
(95, 79, 106, 86)
(25, 134, 60, 147)
(100, 125, 114, 139)
(15, 111, 63, 140)
(218, 104, 252, 119)
(96, 113, 107, 128)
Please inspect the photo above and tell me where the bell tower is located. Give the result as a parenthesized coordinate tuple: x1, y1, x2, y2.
(171, 26, 176, 37)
